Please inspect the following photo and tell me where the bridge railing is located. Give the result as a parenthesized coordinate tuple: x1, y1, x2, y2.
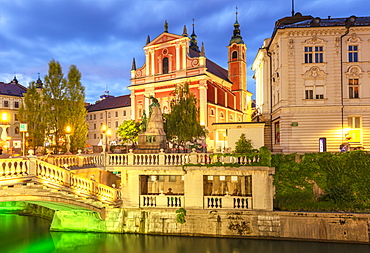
(35, 149, 263, 168)
(0, 158, 121, 206)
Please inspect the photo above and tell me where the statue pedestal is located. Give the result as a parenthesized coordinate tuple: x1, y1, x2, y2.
(137, 105, 167, 153)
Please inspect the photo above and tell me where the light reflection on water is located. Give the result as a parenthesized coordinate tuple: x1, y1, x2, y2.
(1, 214, 370, 253)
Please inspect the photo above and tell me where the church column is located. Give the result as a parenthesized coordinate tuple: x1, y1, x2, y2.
(150, 50, 155, 75)
(144, 95, 150, 115)
(130, 94, 136, 120)
(199, 81, 207, 127)
(175, 44, 180, 70)
(182, 43, 187, 69)
(145, 50, 150, 76)
(169, 55, 173, 73)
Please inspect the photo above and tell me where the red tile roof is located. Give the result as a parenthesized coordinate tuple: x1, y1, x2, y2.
(86, 94, 131, 112)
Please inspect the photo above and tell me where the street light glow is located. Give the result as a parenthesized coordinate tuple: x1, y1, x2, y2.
(1, 113, 8, 122)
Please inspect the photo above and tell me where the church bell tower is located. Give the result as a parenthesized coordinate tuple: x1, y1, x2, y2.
(227, 9, 247, 113)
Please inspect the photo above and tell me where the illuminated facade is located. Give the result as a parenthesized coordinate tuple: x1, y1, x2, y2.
(252, 14, 370, 153)
(129, 17, 252, 151)
(86, 94, 131, 150)
(0, 77, 27, 154)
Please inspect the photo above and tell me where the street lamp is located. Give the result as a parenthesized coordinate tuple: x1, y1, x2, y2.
(101, 124, 107, 154)
(106, 128, 112, 154)
(65, 125, 72, 155)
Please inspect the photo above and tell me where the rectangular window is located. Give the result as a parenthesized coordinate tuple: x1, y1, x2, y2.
(94, 114, 96, 120)
(115, 121, 118, 128)
(305, 90, 313, 99)
(169, 175, 176, 182)
(274, 121, 280, 144)
(14, 101, 19, 108)
(94, 134, 97, 139)
(305, 46, 323, 63)
(347, 116, 362, 143)
(100, 113, 103, 119)
(315, 46, 323, 63)
(123, 110, 126, 116)
(4, 101, 9, 107)
(115, 111, 118, 117)
(108, 112, 111, 118)
(315, 86, 324, 99)
(108, 122, 111, 128)
(349, 79, 359, 98)
(90, 115, 92, 120)
(304, 46, 313, 63)
(14, 114, 18, 121)
(348, 45, 358, 62)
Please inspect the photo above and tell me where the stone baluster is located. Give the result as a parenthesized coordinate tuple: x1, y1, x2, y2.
(159, 149, 165, 165)
(128, 149, 134, 165)
(189, 148, 197, 164)
(28, 157, 38, 176)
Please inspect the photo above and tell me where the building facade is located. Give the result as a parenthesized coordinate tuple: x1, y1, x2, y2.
(0, 77, 27, 154)
(252, 14, 370, 153)
(129, 17, 252, 152)
(86, 94, 131, 151)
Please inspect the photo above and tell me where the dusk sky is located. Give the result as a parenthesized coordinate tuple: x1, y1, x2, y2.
(1, 0, 369, 103)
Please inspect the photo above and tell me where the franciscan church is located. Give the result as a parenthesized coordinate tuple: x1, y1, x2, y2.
(129, 13, 253, 151)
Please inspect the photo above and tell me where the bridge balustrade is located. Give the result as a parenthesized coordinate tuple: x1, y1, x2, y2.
(37, 150, 260, 168)
(0, 158, 121, 206)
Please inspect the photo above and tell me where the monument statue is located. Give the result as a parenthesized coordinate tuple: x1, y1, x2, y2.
(137, 96, 166, 153)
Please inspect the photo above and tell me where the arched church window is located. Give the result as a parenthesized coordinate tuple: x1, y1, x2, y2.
(163, 57, 169, 74)
(232, 51, 238, 59)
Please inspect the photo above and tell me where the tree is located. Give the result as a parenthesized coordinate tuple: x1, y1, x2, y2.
(19, 59, 88, 153)
(234, 133, 254, 153)
(18, 82, 47, 151)
(117, 120, 141, 144)
(64, 65, 88, 152)
(165, 83, 206, 145)
(43, 59, 68, 151)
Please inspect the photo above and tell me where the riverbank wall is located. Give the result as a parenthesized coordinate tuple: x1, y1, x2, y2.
(119, 208, 370, 244)
(2, 201, 370, 244)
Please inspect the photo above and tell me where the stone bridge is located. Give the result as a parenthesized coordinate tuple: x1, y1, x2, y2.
(0, 157, 122, 220)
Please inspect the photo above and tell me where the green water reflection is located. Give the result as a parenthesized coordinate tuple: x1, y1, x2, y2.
(1, 214, 370, 253)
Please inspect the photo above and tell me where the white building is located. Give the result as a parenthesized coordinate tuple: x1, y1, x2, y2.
(252, 14, 370, 153)
(86, 94, 131, 151)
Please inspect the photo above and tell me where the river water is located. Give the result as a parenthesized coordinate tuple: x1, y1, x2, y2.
(1, 214, 370, 253)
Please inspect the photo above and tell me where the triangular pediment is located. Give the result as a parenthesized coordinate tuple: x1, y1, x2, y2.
(146, 32, 186, 47)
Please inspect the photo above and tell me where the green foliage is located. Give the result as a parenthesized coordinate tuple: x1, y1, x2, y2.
(165, 83, 206, 144)
(175, 208, 187, 224)
(19, 82, 47, 150)
(273, 151, 370, 212)
(259, 146, 272, 166)
(234, 134, 253, 153)
(65, 65, 88, 152)
(20, 60, 87, 153)
(117, 120, 141, 144)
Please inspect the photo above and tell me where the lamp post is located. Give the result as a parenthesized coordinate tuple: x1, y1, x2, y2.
(106, 129, 112, 154)
(0, 113, 10, 155)
(101, 124, 107, 154)
(65, 125, 72, 155)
